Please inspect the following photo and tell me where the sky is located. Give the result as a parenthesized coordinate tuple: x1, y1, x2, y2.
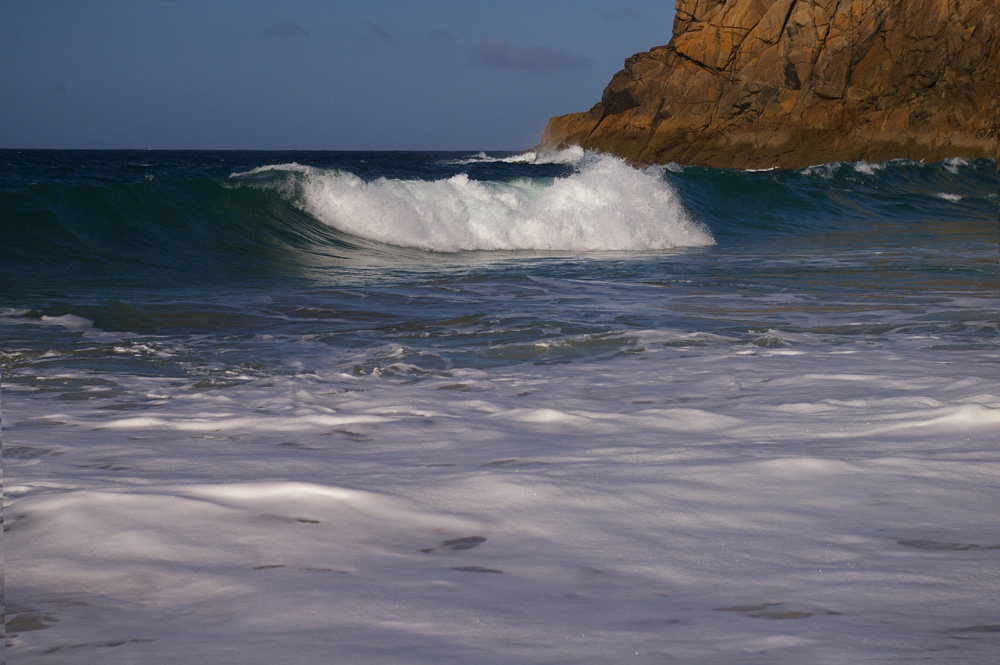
(0, 1, 677, 151)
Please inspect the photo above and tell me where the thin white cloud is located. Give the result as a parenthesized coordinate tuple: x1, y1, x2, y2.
(470, 39, 592, 72)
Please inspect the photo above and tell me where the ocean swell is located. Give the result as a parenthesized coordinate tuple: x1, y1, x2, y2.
(233, 154, 714, 253)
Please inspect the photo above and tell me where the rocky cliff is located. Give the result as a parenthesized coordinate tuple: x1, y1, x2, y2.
(540, 0, 998, 169)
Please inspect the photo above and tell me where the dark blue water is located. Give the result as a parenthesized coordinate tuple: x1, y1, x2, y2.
(2, 149, 997, 388)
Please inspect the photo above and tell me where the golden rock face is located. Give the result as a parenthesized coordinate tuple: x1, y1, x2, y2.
(540, 0, 999, 169)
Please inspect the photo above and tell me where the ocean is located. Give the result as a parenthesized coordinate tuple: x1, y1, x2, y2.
(2, 148, 998, 663)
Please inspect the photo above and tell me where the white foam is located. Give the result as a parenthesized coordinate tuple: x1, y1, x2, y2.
(229, 162, 311, 178)
(237, 154, 714, 252)
(798, 163, 837, 178)
(454, 146, 586, 165)
(851, 160, 884, 175)
(6, 331, 999, 662)
(800, 158, 925, 177)
(39, 313, 96, 331)
(942, 156, 969, 174)
(0, 311, 98, 332)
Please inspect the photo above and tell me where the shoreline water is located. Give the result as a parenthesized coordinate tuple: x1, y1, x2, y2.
(3, 150, 998, 663)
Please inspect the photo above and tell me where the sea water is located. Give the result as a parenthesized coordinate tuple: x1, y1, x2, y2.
(2, 149, 998, 664)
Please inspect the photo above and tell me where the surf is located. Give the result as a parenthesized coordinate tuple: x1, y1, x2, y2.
(231, 153, 715, 253)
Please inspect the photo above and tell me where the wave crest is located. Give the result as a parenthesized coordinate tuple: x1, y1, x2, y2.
(452, 146, 586, 165)
(234, 154, 714, 253)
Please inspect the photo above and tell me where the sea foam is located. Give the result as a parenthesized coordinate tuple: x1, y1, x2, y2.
(454, 145, 586, 165)
(235, 154, 713, 252)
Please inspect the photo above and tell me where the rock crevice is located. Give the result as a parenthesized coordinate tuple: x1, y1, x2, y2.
(540, 0, 998, 168)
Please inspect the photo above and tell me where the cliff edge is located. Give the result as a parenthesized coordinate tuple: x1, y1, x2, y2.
(540, 0, 998, 169)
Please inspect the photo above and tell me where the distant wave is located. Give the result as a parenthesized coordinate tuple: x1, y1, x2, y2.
(232, 153, 715, 253)
(450, 146, 586, 166)
(796, 156, 984, 178)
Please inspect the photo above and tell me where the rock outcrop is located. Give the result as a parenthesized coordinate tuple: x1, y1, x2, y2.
(540, 0, 999, 168)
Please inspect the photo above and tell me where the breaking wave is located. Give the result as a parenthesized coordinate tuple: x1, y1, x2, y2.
(233, 153, 714, 252)
(451, 146, 586, 165)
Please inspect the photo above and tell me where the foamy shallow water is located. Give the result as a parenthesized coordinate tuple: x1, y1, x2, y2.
(3, 150, 998, 663)
(6, 329, 999, 664)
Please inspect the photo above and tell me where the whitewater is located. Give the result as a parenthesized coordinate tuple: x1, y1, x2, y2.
(2, 149, 998, 664)
(231, 153, 712, 252)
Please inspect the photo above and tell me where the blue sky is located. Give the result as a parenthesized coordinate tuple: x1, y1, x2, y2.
(0, 1, 676, 150)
